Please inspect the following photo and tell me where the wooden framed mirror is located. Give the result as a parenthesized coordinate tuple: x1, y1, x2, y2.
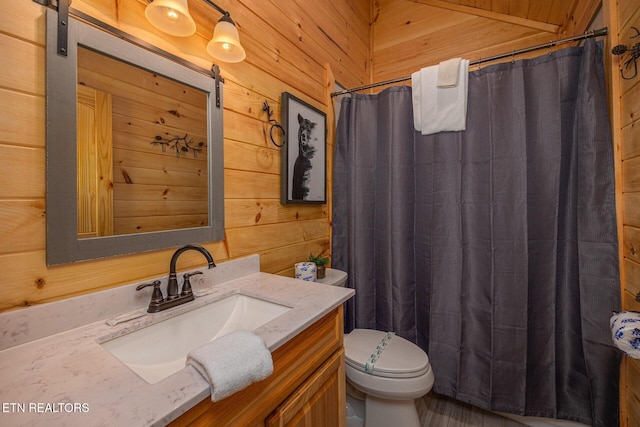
(45, 9, 224, 265)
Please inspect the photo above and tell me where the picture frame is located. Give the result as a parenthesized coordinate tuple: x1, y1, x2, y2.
(280, 92, 327, 204)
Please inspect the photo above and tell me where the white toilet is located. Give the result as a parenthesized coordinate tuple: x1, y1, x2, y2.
(316, 269, 435, 427)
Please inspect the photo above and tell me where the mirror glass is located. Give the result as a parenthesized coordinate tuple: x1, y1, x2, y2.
(76, 47, 209, 238)
(46, 10, 224, 265)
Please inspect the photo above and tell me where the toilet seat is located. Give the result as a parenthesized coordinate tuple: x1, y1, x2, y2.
(344, 329, 434, 401)
(344, 329, 430, 378)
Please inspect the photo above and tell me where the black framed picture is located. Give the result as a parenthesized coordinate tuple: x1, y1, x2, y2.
(280, 92, 327, 204)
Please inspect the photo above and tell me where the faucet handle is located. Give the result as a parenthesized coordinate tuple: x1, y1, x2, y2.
(136, 280, 164, 308)
(181, 271, 202, 297)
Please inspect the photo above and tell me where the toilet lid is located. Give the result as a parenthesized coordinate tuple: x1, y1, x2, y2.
(344, 329, 430, 378)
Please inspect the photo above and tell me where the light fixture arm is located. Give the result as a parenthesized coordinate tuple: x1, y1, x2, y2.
(147, 0, 231, 17)
(203, 0, 230, 18)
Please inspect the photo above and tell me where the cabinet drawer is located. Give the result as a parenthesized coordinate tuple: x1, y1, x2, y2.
(266, 348, 345, 427)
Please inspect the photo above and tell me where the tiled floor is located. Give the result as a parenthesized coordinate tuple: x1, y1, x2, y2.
(416, 393, 528, 427)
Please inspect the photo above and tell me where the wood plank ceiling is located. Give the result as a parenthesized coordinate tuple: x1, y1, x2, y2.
(409, 0, 600, 35)
(371, 0, 603, 84)
(436, 0, 573, 26)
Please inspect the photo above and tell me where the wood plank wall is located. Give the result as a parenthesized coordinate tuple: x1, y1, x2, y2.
(0, 0, 369, 313)
(610, 0, 640, 424)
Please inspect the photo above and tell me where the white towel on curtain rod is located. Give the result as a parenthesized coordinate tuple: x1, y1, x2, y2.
(411, 58, 469, 135)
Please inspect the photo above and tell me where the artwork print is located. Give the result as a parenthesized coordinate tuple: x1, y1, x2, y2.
(281, 92, 326, 204)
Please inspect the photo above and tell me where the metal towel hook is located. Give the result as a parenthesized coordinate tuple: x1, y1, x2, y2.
(262, 100, 285, 148)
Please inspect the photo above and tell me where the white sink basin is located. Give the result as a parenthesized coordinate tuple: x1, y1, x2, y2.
(100, 293, 291, 384)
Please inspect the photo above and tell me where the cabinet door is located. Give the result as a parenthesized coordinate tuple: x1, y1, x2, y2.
(266, 349, 345, 427)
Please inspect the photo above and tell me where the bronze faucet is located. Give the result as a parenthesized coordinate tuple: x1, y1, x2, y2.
(137, 244, 216, 313)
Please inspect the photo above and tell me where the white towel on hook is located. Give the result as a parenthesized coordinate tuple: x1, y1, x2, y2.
(186, 330, 273, 401)
(411, 59, 469, 135)
(411, 70, 423, 132)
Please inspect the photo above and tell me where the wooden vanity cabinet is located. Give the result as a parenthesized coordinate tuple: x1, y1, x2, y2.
(266, 348, 345, 427)
(169, 306, 346, 427)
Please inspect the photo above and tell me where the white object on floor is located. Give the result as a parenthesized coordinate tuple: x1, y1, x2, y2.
(186, 330, 273, 401)
(437, 57, 461, 87)
(411, 59, 469, 135)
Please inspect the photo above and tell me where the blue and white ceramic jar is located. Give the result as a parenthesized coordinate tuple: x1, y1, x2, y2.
(294, 262, 317, 282)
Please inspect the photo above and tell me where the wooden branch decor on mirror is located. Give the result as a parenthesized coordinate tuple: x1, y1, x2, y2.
(151, 133, 206, 158)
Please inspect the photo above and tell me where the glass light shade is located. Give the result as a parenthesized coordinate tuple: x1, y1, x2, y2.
(145, 0, 196, 37)
(206, 19, 246, 63)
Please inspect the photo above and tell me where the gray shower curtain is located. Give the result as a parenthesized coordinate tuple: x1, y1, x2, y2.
(332, 40, 620, 427)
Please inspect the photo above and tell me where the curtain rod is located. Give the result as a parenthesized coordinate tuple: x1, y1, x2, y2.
(331, 27, 608, 97)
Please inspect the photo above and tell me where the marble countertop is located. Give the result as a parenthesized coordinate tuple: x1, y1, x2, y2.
(0, 260, 353, 427)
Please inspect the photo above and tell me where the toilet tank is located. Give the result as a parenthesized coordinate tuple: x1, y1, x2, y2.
(315, 268, 347, 287)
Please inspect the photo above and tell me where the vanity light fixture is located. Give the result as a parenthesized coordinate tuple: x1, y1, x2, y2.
(145, 0, 246, 63)
(145, 0, 196, 37)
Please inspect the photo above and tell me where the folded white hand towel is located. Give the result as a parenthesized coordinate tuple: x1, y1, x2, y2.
(437, 57, 461, 88)
(186, 330, 274, 401)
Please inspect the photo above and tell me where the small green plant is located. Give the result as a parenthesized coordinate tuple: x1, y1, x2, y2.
(308, 252, 329, 267)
